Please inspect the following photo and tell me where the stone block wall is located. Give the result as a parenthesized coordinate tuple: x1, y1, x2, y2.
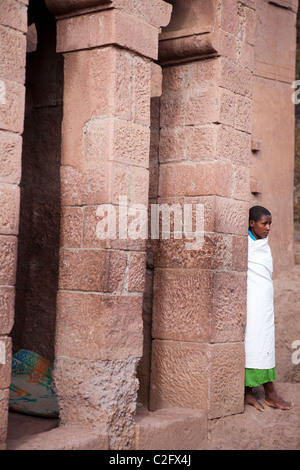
(0, 0, 297, 451)
(250, 0, 297, 275)
(0, 0, 28, 450)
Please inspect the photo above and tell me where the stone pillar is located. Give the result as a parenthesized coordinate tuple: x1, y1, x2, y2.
(0, 0, 27, 450)
(45, 0, 172, 450)
(150, 0, 254, 419)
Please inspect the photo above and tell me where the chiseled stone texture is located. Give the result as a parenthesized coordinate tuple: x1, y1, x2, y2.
(61, 47, 151, 171)
(55, 291, 143, 361)
(211, 271, 247, 343)
(209, 342, 245, 419)
(114, 0, 172, 29)
(0, 389, 9, 447)
(58, 45, 152, 396)
(58, 248, 127, 293)
(0, 183, 20, 236)
(0, 78, 25, 134)
(150, 340, 245, 419)
(0, 0, 27, 33)
(152, 268, 212, 342)
(83, 118, 150, 168)
(60, 206, 83, 248)
(153, 233, 230, 270)
(0, 235, 18, 285)
(158, 122, 250, 168)
(82, 204, 147, 252)
(0, 26, 26, 84)
(60, 163, 111, 207)
(214, 197, 249, 237)
(0, 131, 22, 184)
(0, 286, 15, 335)
(0, 336, 12, 389)
(150, 340, 210, 412)
(152, 268, 246, 344)
(158, 161, 232, 198)
(127, 251, 147, 292)
(54, 355, 140, 450)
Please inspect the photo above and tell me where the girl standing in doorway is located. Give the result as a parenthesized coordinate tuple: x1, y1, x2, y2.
(244, 205, 293, 411)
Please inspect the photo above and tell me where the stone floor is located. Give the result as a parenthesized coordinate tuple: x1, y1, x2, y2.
(7, 412, 59, 449)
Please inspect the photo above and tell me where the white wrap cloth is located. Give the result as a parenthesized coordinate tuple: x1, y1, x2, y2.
(245, 235, 275, 369)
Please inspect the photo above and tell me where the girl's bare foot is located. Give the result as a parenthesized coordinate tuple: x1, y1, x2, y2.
(263, 382, 293, 410)
(244, 387, 265, 412)
(264, 393, 293, 410)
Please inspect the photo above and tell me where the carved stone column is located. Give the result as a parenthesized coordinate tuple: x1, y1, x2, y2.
(150, 0, 254, 420)
(45, 0, 171, 450)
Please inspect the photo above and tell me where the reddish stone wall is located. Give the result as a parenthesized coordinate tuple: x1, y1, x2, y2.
(0, 0, 27, 450)
(250, 0, 297, 275)
(294, 4, 300, 231)
(0, 0, 297, 451)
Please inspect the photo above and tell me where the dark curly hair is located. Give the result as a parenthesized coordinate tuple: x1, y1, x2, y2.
(249, 206, 272, 222)
(249, 205, 271, 229)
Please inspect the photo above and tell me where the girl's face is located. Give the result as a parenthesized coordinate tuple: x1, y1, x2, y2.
(249, 215, 272, 239)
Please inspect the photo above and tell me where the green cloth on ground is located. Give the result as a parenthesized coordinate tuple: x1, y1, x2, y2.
(245, 367, 277, 387)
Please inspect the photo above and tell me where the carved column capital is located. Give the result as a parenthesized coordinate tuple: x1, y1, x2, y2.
(158, 0, 220, 65)
(45, 0, 172, 60)
(159, 27, 219, 65)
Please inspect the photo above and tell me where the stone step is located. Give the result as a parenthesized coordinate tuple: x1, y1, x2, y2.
(134, 407, 207, 450)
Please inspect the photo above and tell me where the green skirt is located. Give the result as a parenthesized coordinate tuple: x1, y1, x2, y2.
(245, 368, 277, 387)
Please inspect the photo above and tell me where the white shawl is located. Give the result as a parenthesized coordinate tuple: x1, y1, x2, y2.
(245, 235, 275, 369)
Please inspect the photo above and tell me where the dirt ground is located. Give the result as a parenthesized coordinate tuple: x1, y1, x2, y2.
(6, 246, 300, 451)
(207, 382, 300, 450)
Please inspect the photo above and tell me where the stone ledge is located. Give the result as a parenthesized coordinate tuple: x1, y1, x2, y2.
(56, 8, 159, 59)
(6, 425, 108, 450)
(159, 27, 219, 66)
(45, 0, 112, 17)
(134, 407, 207, 450)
